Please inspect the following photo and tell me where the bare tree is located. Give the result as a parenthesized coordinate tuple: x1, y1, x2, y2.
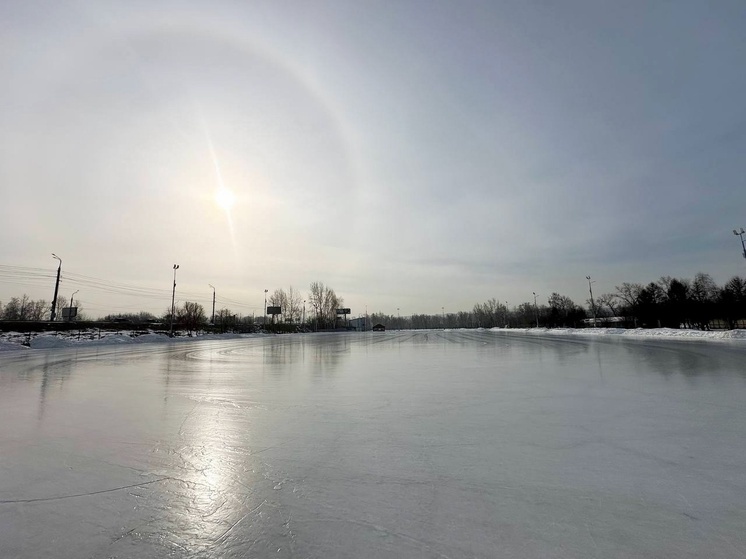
(2, 296, 23, 320)
(26, 299, 48, 320)
(269, 288, 288, 323)
(2, 295, 48, 320)
(177, 301, 207, 335)
(614, 283, 643, 312)
(691, 272, 718, 303)
(595, 293, 618, 317)
(215, 308, 238, 331)
(286, 286, 303, 323)
(308, 281, 343, 329)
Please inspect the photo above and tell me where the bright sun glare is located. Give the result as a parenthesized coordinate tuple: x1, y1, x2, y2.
(215, 188, 235, 211)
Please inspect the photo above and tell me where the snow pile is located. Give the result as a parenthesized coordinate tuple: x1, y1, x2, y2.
(0, 339, 29, 351)
(132, 333, 171, 344)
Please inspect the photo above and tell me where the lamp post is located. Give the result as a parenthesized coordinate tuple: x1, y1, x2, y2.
(69, 290, 79, 322)
(533, 292, 539, 328)
(734, 228, 746, 260)
(505, 301, 510, 328)
(209, 284, 216, 325)
(442, 306, 445, 328)
(586, 275, 597, 327)
(397, 307, 400, 330)
(303, 300, 306, 326)
(170, 264, 179, 337)
(264, 289, 268, 327)
(50, 254, 62, 321)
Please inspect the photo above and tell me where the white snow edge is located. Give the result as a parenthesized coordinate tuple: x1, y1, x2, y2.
(0, 331, 268, 351)
(1, 327, 745, 352)
(490, 326, 746, 342)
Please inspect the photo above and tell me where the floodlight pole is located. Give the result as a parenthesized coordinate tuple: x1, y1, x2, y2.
(209, 284, 216, 324)
(734, 228, 746, 260)
(533, 292, 539, 328)
(586, 275, 597, 327)
(50, 254, 62, 321)
(264, 289, 268, 326)
(170, 264, 179, 337)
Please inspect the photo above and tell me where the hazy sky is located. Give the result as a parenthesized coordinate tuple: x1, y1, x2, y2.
(2, 1, 745, 319)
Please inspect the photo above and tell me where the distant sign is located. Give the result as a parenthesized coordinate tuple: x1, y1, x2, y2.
(266, 306, 282, 315)
(336, 308, 351, 315)
(62, 307, 78, 319)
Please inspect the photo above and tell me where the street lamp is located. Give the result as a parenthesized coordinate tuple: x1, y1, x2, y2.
(264, 289, 268, 327)
(533, 292, 539, 328)
(50, 254, 62, 321)
(209, 284, 216, 325)
(397, 307, 400, 330)
(586, 275, 597, 327)
(69, 290, 79, 322)
(170, 264, 179, 337)
(734, 228, 746, 260)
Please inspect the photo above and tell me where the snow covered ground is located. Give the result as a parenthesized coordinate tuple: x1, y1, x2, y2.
(2, 325, 744, 353)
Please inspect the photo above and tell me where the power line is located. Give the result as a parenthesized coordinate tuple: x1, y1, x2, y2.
(1, 264, 262, 317)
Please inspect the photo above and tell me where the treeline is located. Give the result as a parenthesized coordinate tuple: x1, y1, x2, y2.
(372, 272, 746, 331)
(3, 273, 745, 332)
(0, 293, 84, 321)
(102, 281, 346, 333)
(607, 273, 746, 329)
(267, 281, 345, 329)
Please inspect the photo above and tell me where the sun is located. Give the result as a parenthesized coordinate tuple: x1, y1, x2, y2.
(215, 188, 235, 211)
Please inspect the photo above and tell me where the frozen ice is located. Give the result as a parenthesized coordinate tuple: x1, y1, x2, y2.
(1, 330, 745, 558)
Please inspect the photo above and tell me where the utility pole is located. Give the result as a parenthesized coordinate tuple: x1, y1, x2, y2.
(209, 284, 216, 325)
(170, 264, 179, 337)
(586, 275, 597, 327)
(264, 289, 268, 327)
(533, 292, 539, 328)
(50, 253, 62, 321)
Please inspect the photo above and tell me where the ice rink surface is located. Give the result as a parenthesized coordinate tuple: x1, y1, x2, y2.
(1, 330, 745, 558)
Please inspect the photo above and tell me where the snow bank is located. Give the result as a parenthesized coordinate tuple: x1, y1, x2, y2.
(493, 327, 746, 342)
(29, 335, 74, 349)
(3, 327, 745, 352)
(0, 339, 28, 351)
(16, 331, 258, 350)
